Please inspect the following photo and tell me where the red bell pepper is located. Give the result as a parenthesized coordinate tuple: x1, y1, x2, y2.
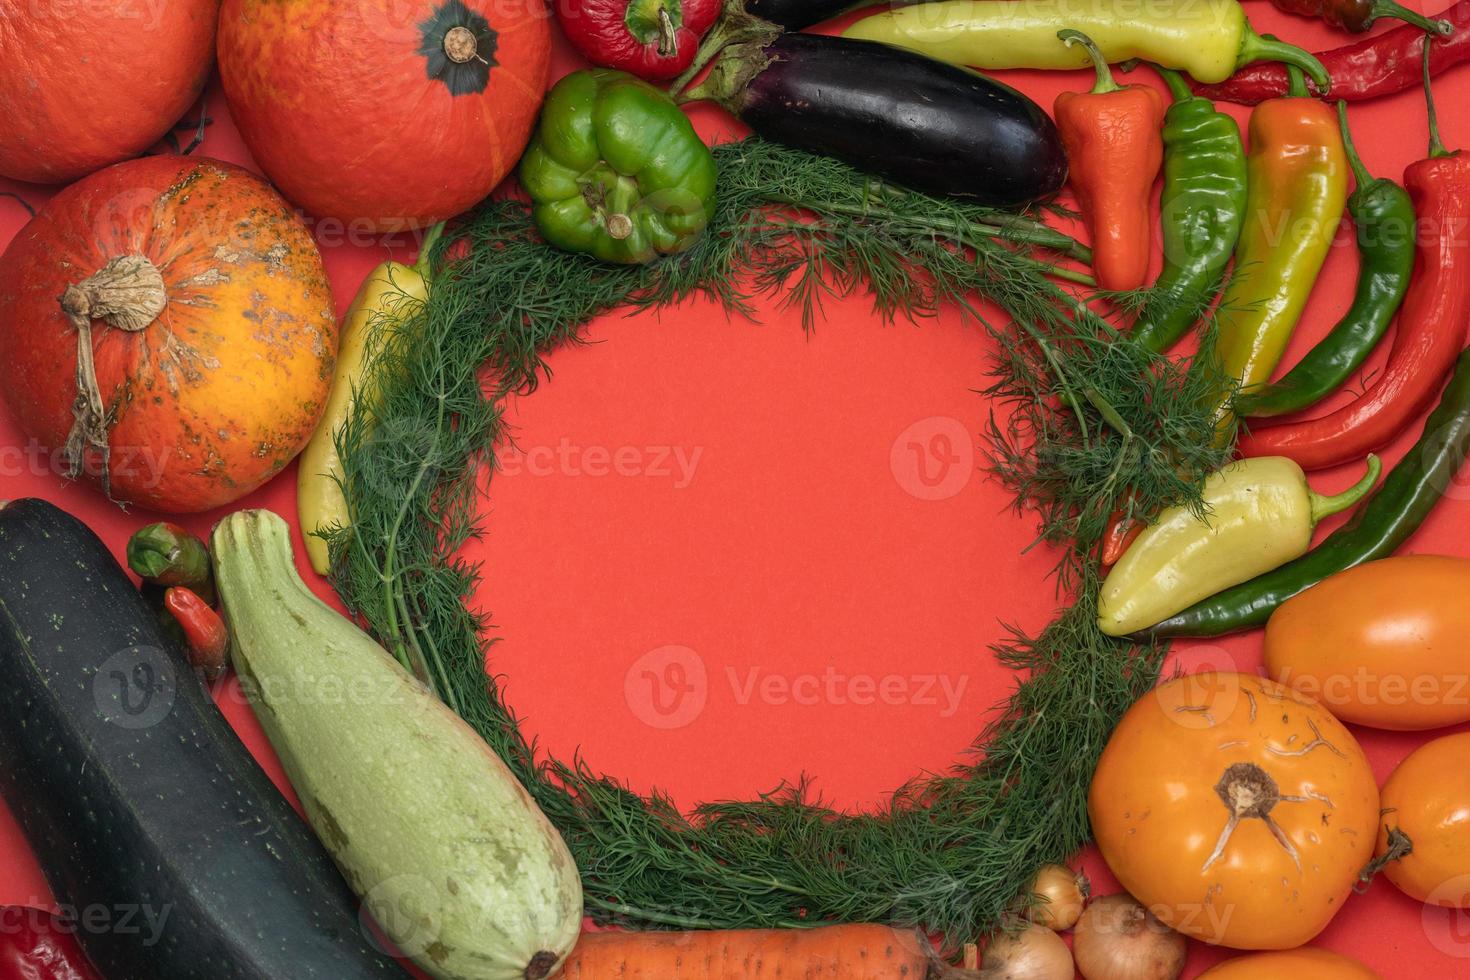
(1240, 48, 1470, 470)
(559, 0, 721, 81)
(0, 908, 101, 980)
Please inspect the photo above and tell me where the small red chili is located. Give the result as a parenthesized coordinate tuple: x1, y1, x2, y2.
(163, 586, 230, 680)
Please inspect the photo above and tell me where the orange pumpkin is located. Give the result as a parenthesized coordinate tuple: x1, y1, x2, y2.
(1376, 732, 1470, 907)
(1088, 672, 1379, 950)
(0, 156, 337, 513)
(1197, 948, 1381, 979)
(217, 0, 550, 232)
(0, 0, 217, 184)
(1265, 556, 1470, 731)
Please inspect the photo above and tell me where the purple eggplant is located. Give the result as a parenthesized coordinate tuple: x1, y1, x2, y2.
(744, 0, 868, 28)
(684, 33, 1067, 207)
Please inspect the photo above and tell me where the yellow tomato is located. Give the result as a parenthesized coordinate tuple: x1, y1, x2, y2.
(1197, 947, 1381, 978)
(1377, 732, 1470, 907)
(1264, 555, 1470, 731)
(1089, 672, 1379, 949)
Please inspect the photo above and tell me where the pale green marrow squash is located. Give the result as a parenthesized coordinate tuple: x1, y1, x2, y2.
(212, 510, 583, 980)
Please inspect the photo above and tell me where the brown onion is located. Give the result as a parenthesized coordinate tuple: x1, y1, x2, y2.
(1073, 894, 1186, 980)
(978, 923, 1074, 980)
(1025, 863, 1089, 931)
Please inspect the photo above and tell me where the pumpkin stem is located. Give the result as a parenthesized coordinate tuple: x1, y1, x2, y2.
(444, 26, 479, 64)
(59, 255, 167, 500)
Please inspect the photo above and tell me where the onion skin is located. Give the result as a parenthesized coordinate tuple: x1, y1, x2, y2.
(1026, 864, 1088, 931)
(1073, 894, 1186, 980)
(979, 924, 1074, 980)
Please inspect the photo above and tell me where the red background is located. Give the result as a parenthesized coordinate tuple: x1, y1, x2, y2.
(2, 4, 1468, 976)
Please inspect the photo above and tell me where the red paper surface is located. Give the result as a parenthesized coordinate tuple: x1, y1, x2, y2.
(3, 6, 1470, 977)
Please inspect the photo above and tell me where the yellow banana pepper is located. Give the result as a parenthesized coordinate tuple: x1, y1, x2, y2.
(842, 0, 1330, 87)
(1098, 454, 1380, 636)
(297, 225, 442, 575)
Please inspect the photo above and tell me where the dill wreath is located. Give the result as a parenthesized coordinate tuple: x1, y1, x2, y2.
(325, 138, 1233, 947)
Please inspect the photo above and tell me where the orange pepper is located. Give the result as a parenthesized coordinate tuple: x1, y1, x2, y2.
(1053, 30, 1164, 292)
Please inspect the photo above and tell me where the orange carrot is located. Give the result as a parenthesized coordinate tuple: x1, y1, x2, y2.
(557, 924, 978, 979)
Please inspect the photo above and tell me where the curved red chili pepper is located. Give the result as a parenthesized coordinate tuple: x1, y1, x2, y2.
(1196, 1, 1467, 106)
(0, 908, 101, 980)
(1240, 53, 1470, 470)
(163, 586, 230, 680)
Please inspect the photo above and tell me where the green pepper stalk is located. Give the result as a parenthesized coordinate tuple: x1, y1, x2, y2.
(1130, 67, 1247, 353)
(521, 69, 718, 264)
(127, 521, 215, 605)
(1234, 102, 1416, 418)
(1098, 453, 1381, 636)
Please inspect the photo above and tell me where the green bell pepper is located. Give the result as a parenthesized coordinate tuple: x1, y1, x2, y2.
(520, 69, 717, 264)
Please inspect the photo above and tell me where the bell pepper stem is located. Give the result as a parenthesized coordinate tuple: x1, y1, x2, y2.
(1423, 36, 1453, 159)
(1371, 0, 1453, 34)
(1308, 454, 1382, 524)
(1058, 30, 1120, 95)
(658, 7, 677, 56)
(1336, 101, 1374, 190)
(413, 221, 446, 280)
(1153, 64, 1194, 103)
(1239, 29, 1331, 94)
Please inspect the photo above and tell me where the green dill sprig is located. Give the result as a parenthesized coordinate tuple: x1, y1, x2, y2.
(327, 137, 1229, 946)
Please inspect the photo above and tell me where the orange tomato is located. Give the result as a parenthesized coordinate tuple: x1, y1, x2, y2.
(1089, 672, 1378, 950)
(1196, 947, 1381, 978)
(1264, 555, 1470, 731)
(1376, 732, 1470, 907)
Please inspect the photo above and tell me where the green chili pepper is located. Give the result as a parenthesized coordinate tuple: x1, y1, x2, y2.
(1147, 343, 1470, 638)
(1234, 102, 1416, 418)
(1131, 67, 1247, 353)
(520, 69, 717, 264)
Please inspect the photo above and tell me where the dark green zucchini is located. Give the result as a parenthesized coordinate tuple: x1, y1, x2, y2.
(0, 499, 408, 980)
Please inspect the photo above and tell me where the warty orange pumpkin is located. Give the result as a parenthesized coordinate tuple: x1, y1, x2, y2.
(0, 155, 338, 513)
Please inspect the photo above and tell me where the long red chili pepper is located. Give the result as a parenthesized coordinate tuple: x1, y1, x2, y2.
(1196, 2, 1464, 105)
(0, 907, 101, 980)
(1240, 48, 1470, 470)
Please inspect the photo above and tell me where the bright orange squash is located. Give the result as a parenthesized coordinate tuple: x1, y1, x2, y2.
(217, 0, 551, 232)
(0, 0, 217, 184)
(0, 156, 337, 513)
(1197, 948, 1381, 979)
